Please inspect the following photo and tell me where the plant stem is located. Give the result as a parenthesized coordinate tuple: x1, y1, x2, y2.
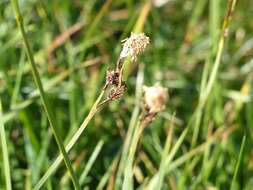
(34, 91, 104, 190)
(191, 0, 237, 147)
(199, 0, 237, 110)
(115, 65, 144, 189)
(230, 135, 246, 190)
(122, 121, 144, 190)
(10, 0, 81, 189)
(79, 140, 104, 185)
(0, 100, 12, 190)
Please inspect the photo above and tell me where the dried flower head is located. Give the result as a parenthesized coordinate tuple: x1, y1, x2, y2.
(120, 32, 150, 61)
(107, 82, 127, 101)
(143, 85, 168, 113)
(105, 70, 119, 86)
(99, 33, 150, 108)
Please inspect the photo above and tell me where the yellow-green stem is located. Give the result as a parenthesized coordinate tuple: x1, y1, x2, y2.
(0, 100, 12, 190)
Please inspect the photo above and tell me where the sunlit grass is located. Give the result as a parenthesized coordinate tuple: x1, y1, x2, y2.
(0, 0, 252, 189)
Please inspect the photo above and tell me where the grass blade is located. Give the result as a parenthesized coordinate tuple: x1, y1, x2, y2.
(230, 135, 246, 190)
(10, 0, 81, 189)
(190, 0, 238, 148)
(96, 153, 120, 190)
(0, 100, 12, 190)
(79, 140, 104, 185)
(115, 65, 144, 189)
(153, 116, 175, 190)
(199, 0, 237, 109)
(34, 91, 104, 190)
(122, 121, 143, 190)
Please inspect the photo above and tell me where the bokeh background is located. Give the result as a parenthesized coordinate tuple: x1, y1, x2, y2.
(0, 0, 253, 189)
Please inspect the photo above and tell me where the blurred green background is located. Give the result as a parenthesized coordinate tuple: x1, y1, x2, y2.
(0, 0, 253, 189)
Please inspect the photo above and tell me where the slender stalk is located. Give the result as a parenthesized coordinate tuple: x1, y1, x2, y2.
(122, 121, 144, 190)
(147, 126, 190, 189)
(191, 0, 237, 147)
(10, 51, 25, 108)
(230, 135, 246, 190)
(115, 65, 144, 189)
(0, 100, 12, 190)
(79, 140, 104, 185)
(166, 128, 225, 173)
(96, 153, 120, 190)
(34, 91, 104, 190)
(199, 0, 237, 109)
(164, 127, 189, 169)
(10, 0, 81, 189)
(191, 0, 221, 148)
(156, 117, 175, 190)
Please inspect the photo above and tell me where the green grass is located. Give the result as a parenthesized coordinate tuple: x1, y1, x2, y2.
(11, 0, 81, 189)
(0, 99, 12, 190)
(0, 0, 253, 189)
(230, 135, 246, 190)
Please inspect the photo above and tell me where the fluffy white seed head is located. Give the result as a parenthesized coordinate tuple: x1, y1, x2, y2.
(143, 85, 168, 113)
(152, 0, 171, 7)
(120, 32, 150, 61)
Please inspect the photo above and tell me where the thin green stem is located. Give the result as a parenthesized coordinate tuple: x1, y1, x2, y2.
(230, 135, 246, 190)
(96, 153, 120, 190)
(147, 117, 175, 190)
(10, 0, 81, 189)
(115, 65, 144, 190)
(0, 100, 12, 190)
(199, 0, 237, 109)
(191, 0, 237, 147)
(166, 128, 225, 173)
(79, 140, 104, 185)
(156, 117, 174, 190)
(10, 51, 25, 108)
(191, 0, 221, 148)
(34, 91, 104, 190)
(147, 126, 190, 189)
(122, 121, 143, 190)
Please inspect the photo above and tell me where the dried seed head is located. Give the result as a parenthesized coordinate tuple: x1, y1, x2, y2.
(143, 85, 168, 113)
(120, 32, 150, 61)
(106, 70, 119, 86)
(108, 82, 127, 101)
